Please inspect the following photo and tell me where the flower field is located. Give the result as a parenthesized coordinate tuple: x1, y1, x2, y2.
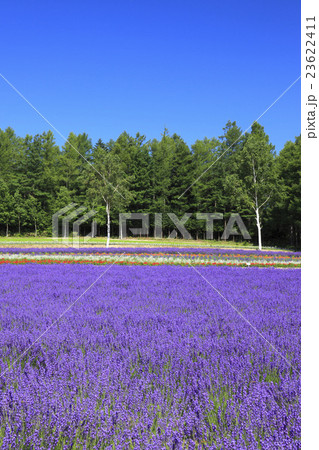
(0, 247, 301, 268)
(0, 248, 301, 449)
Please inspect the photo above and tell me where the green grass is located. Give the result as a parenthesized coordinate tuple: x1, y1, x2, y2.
(0, 236, 288, 251)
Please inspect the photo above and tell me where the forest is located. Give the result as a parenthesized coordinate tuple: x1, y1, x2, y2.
(0, 121, 300, 249)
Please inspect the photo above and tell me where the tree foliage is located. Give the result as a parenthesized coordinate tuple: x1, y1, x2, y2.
(0, 125, 301, 248)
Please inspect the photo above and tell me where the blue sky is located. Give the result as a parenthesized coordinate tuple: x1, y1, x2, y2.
(1, 0, 300, 152)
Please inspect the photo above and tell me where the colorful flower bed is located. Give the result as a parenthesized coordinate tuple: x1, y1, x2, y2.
(0, 264, 300, 448)
(0, 247, 301, 257)
(0, 247, 301, 268)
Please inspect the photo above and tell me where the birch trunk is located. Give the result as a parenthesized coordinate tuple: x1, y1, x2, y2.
(106, 202, 110, 248)
(252, 161, 262, 250)
(255, 207, 262, 250)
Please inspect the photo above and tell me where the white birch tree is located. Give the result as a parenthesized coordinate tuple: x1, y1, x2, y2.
(235, 123, 277, 250)
(86, 146, 131, 247)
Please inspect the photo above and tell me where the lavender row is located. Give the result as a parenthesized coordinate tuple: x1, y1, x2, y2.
(0, 264, 300, 449)
(0, 247, 301, 258)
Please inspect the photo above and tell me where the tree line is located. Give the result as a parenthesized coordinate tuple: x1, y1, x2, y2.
(0, 121, 300, 249)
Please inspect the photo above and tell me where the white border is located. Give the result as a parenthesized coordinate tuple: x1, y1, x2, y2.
(301, 0, 319, 447)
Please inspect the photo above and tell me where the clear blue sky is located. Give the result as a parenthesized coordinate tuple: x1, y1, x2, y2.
(1, 0, 300, 152)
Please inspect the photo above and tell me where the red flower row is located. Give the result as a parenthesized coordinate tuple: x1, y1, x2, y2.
(0, 258, 300, 268)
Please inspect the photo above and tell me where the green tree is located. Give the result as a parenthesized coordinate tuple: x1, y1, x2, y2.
(85, 146, 131, 246)
(111, 132, 152, 213)
(0, 180, 14, 236)
(267, 136, 301, 248)
(25, 195, 45, 236)
(150, 130, 174, 236)
(0, 124, 301, 246)
(218, 121, 249, 236)
(0, 127, 24, 192)
(59, 132, 92, 201)
(13, 190, 27, 235)
(168, 134, 194, 212)
(53, 186, 74, 212)
(234, 123, 277, 249)
(191, 137, 222, 238)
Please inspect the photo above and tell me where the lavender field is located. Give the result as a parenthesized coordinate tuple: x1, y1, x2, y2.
(0, 258, 300, 449)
